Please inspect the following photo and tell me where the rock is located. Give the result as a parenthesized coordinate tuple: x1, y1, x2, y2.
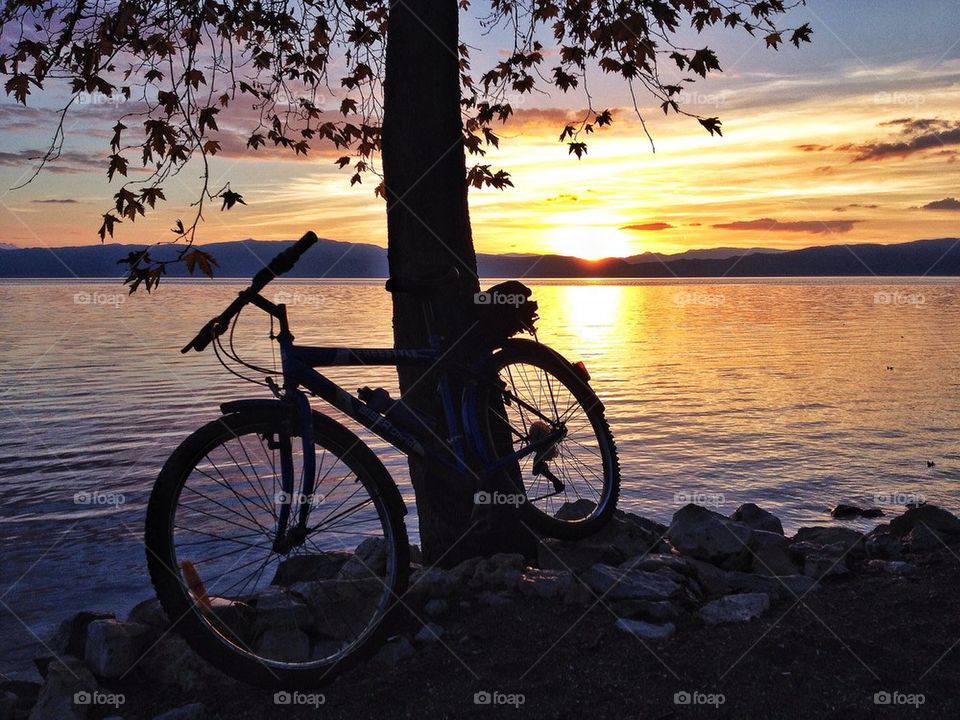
(272, 552, 351, 585)
(470, 553, 525, 589)
(622, 553, 696, 577)
(28, 656, 96, 720)
(731, 503, 784, 535)
(687, 559, 815, 600)
(555, 499, 596, 521)
(256, 627, 310, 662)
(447, 557, 482, 584)
(668, 504, 754, 569)
(48, 612, 115, 659)
(889, 504, 960, 538)
(518, 569, 572, 599)
(864, 526, 903, 560)
(373, 637, 415, 667)
(408, 567, 457, 600)
(152, 703, 205, 720)
(423, 599, 449, 618)
(700, 593, 770, 625)
(831, 504, 883, 519)
(903, 524, 943, 553)
(792, 527, 864, 553)
(84, 620, 151, 679)
(866, 559, 916, 575)
(595, 510, 670, 558)
(338, 537, 388, 579)
(251, 587, 311, 635)
(751, 539, 799, 576)
(539, 510, 668, 571)
(138, 635, 221, 693)
(581, 564, 680, 601)
(804, 555, 849, 579)
(414, 623, 444, 643)
(127, 599, 168, 630)
(614, 618, 675, 640)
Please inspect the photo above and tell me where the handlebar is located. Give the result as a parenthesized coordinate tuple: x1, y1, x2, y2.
(181, 231, 319, 353)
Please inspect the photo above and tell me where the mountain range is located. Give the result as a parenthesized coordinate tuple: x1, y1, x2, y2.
(1, 237, 958, 278)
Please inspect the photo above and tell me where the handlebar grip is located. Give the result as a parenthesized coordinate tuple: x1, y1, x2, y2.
(181, 317, 221, 354)
(181, 231, 319, 353)
(250, 231, 319, 290)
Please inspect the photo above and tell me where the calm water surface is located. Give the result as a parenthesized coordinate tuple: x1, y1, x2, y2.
(2, 277, 959, 675)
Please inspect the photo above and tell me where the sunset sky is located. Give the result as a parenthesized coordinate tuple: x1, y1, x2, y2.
(0, 0, 958, 260)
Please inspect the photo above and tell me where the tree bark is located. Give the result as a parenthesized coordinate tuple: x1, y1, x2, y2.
(381, 0, 536, 566)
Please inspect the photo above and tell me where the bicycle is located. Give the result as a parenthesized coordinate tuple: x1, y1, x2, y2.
(145, 231, 620, 688)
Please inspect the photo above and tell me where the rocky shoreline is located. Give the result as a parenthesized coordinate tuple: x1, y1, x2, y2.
(3, 500, 959, 720)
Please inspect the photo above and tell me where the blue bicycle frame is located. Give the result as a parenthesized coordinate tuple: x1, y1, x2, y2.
(240, 293, 565, 550)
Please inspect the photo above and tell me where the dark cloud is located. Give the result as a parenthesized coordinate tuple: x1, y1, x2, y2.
(846, 118, 960, 162)
(621, 222, 673, 231)
(31, 198, 79, 204)
(796, 143, 831, 152)
(712, 218, 861, 234)
(546, 193, 578, 203)
(833, 203, 878, 212)
(922, 197, 960, 211)
(0, 149, 97, 174)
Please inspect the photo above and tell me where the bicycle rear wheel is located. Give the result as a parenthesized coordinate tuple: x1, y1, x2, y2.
(145, 406, 408, 688)
(475, 339, 620, 540)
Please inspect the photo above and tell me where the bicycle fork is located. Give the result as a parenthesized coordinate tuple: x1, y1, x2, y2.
(270, 390, 316, 554)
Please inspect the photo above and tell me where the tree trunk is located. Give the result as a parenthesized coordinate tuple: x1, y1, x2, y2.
(381, 0, 537, 566)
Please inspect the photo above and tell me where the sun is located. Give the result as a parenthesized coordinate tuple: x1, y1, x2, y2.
(545, 223, 634, 260)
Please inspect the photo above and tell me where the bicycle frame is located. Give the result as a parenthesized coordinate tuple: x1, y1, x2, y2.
(244, 294, 566, 548)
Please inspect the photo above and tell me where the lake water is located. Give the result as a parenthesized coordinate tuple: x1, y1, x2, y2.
(2, 277, 959, 676)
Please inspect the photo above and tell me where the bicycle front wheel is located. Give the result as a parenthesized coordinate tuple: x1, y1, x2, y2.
(145, 406, 409, 688)
(475, 339, 620, 540)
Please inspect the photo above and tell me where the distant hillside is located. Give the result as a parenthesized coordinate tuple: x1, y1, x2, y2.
(1, 237, 959, 278)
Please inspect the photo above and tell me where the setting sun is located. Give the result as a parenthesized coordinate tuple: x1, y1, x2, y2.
(545, 221, 634, 260)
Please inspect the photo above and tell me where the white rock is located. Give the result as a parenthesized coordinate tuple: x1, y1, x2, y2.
(614, 618, 676, 640)
(582, 564, 680, 600)
(84, 620, 151, 679)
(699, 593, 770, 625)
